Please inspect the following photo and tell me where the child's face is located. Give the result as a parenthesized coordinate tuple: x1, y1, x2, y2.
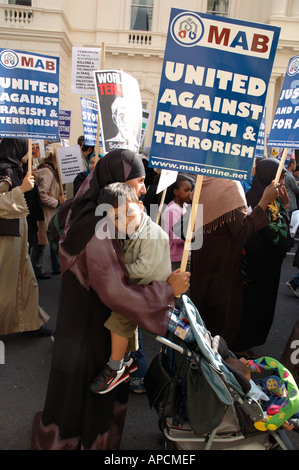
(108, 201, 143, 236)
(174, 180, 193, 204)
(88, 156, 96, 173)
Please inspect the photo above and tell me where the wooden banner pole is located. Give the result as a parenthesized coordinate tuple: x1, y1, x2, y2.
(274, 148, 288, 184)
(94, 42, 106, 163)
(27, 138, 32, 177)
(94, 119, 101, 163)
(180, 175, 203, 273)
(155, 188, 167, 225)
(54, 149, 64, 196)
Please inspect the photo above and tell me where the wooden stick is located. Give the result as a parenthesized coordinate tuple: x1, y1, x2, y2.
(101, 41, 105, 70)
(94, 119, 101, 163)
(156, 188, 166, 224)
(27, 138, 32, 177)
(180, 175, 203, 273)
(54, 148, 64, 196)
(274, 148, 288, 184)
(94, 42, 106, 163)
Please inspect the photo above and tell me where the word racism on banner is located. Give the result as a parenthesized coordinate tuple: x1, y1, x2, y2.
(80, 98, 103, 148)
(0, 49, 60, 140)
(94, 70, 142, 154)
(149, 10, 280, 181)
(268, 55, 299, 148)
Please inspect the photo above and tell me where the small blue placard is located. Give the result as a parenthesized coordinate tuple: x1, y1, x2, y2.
(267, 55, 299, 148)
(59, 109, 72, 139)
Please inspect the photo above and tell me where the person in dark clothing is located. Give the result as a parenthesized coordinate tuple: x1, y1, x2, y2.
(141, 145, 155, 189)
(234, 158, 292, 355)
(0, 138, 50, 336)
(189, 175, 281, 350)
(21, 156, 45, 252)
(31, 149, 190, 450)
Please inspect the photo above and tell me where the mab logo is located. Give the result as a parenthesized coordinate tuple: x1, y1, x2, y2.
(171, 12, 204, 47)
(170, 12, 274, 58)
(288, 56, 299, 77)
(0, 49, 19, 69)
(0, 49, 57, 73)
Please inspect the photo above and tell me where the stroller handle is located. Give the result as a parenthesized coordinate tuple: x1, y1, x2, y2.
(155, 335, 193, 357)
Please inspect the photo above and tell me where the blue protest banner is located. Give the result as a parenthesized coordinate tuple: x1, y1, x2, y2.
(0, 49, 59, 140)
(149, 9, 280, 182)
(267, 55, 299, 148)
(59, 109, 72, 139)
(80, 97, 103, 148)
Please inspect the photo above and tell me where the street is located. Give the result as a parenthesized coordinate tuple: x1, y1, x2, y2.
(0, 239, 298, 451)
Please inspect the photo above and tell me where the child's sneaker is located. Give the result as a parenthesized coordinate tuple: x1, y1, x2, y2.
(124, 355, 139, 374)
(90, 364, 130, 394)
(286, 280, 299, 298)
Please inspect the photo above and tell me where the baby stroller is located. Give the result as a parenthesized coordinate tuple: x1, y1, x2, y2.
(144, 295, 299, 450)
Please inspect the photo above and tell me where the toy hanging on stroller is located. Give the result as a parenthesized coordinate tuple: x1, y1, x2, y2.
(144, 295, 299, 450)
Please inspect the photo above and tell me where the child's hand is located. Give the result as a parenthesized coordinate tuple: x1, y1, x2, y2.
(282, 421, 294, 431)
(168, 269, 190, 296)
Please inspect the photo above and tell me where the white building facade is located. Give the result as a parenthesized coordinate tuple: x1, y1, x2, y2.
(0, 0, 298, 150)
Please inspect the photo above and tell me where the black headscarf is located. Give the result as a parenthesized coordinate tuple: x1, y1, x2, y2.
(246, 158, 285, 209)
(61, 149, 145, 255)
(0, 138, 28, 188)
(0, 139, 28, 237)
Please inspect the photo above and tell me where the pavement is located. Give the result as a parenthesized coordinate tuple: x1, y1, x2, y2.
(0, 239, 298, 451)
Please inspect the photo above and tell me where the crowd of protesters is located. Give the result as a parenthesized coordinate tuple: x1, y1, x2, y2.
(0, 137, 298, 450)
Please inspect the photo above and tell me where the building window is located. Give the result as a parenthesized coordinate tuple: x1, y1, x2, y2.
(206, 0, 230, 17)
(7, 1, 32, 5)
(130, 0, 153, 31)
